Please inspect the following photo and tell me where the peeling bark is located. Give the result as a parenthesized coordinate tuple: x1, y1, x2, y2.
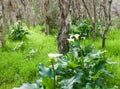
(57, 0, 72, 54)
(44, 0, 50, 35)
(0, 0, 5, 47)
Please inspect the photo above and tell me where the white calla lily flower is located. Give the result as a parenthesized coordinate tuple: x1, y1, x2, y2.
(69, 34, 74, 39)
(48, 53, 63, 59)
(81, 37, 86, 40)
(74, 34, 80, 40)
(67, 38, 74, 42)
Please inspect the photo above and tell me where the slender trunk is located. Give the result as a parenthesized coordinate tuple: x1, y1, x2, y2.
(57, 0, 72, 54)
(102, 34, 106, 48)
(102, 0, 112, 48)
(93, 0, 97, 41)
(57, 21, 70, 54)
(92, 22, 96, 41)
(102, 22, 111, 48)
(45, 16, 50, 35)
(44, 0, 50, 35)
(82, 0, 92, 22)
(8, 0, 13, 25)
(82, 0, 96, 41)
(0, 0, 5, 47)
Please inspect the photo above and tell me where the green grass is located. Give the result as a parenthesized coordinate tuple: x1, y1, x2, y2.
(0, 26, 57, 89)
(0, 25, 120, 88)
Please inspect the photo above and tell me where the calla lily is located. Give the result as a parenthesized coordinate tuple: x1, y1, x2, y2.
(74, 34, 80, 40)
(48, 53, 63, 59)
(69, 34, 74, 39)
(81, 37, 86, 40)
(67, 38, 74, 42)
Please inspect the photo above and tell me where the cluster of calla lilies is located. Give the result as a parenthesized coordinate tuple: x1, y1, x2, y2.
(48, 34, 86, 60)
(67, 34, 86, 43)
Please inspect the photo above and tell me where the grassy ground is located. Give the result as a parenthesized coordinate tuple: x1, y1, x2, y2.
(0, 26, 57, 89)
(0, 25, 120, 89)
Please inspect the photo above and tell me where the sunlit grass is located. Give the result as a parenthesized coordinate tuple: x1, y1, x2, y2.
(0, 25, 120, 88)
(0, 26, 57, 89)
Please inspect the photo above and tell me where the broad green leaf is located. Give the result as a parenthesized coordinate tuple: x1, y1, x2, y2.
(59, 72, 83, 89)
(39, 64, 53, 78)
(42, 77, 54, 89)
(68, 62, 78, 68)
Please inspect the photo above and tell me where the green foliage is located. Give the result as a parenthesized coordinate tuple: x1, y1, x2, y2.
(70, 20, 104, 39)
(42, 77, 54, 89)
(26, 49, 38, 60)
(39, 24, 46, 32)
(33, 25, 57, 35)
(13, 41, 25, 51)
(9, 21, 29, 41)
(84, 29, 120, 88)
(54, 40, 114, 89)
(1, 25, 120, 89)
(39, 64, 54, 78)
(15, 34, 116, 89)
(70, 20, 92, 38)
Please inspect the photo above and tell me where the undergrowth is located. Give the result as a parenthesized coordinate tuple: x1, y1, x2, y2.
(0, 26, 57, 89)
(0, 25, 120, 89)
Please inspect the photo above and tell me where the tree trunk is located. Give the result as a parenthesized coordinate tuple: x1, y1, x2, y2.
(57, 20, 70, 54)
(8, 0, 13, 25)
(57, 0, 72, 54)
(0, 0, 5, 47)
(44, 0, 50, 35)
(102, 22, 111, 48)
(45, 21, 50, 35)
(82, 0, 97, 41)
(92, 22, 96, 41)
(102, 34, 106, 48)
(102, 0, 112, 48)
(93, 0, 97, 41)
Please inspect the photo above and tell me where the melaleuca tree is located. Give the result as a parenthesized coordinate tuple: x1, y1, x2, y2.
(101, 0, 112, 48)
(82, 0, 97, 41)
(57, 0, 72, 54)
(37, 0, 52, 35)
(0, 0, 5, 47)
(44, 0, 51, 35)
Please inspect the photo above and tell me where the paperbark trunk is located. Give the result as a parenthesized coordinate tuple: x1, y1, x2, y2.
(57, 0, 72, 54)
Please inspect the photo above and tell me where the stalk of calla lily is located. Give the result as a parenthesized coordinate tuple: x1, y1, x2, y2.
(51, 60, 56, 89)
(81, 37, 86, 46)
(48, 53, 63, 89)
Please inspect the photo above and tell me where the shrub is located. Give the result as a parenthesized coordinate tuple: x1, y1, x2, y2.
(40, 38, 114, 89)
(14, 34, 116, 89)
(70, 20, 104, 39)
(9, 21, 29, 41)
(70, 20, 92, 38)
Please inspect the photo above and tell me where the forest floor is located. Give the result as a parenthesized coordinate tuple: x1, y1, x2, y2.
(0, 26, 120, 89)
(0, 26, 57, 89)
